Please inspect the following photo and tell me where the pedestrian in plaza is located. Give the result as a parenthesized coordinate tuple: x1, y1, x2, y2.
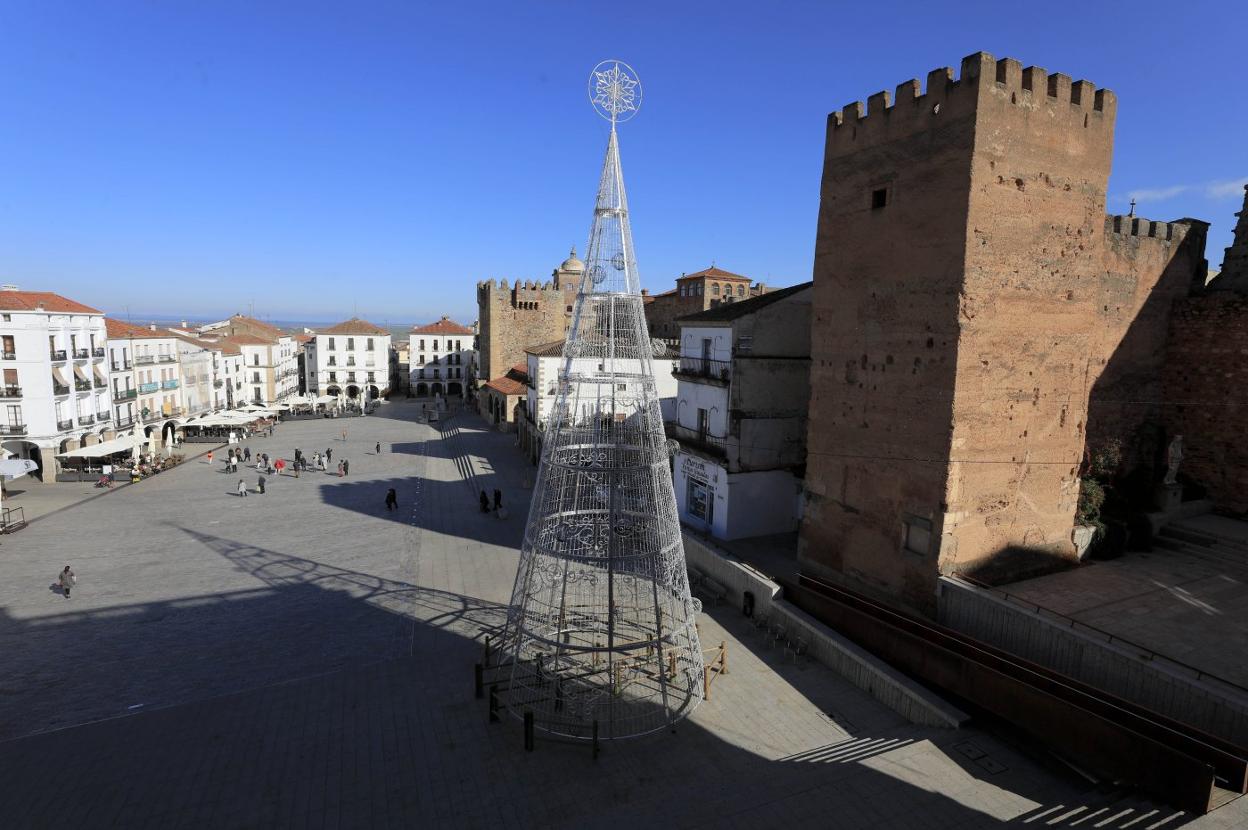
(256, 456, 264, 472)
(258, 474, 266, 494)
(325, 448, 333, 464)
(206, 450, 214, 466)
(375, 441, 381, 455)
(275, 458, 286, 477)
(244, 446, 251, 462)
(237, 479, 248, 497)
(342, 458, 349, 476)
(341, 428, 347, 442)
(493, 489, 503, 511)
(58, 565, 75, 599)
(294, 461, 300, 479)
(385, 488, 397, 511)
(479, 490, 490, 513)
(337, 461, 344, 478)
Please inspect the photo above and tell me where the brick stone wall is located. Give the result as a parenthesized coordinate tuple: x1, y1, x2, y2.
(799, 52, 1206, 615)
(1163, 294, 1248, 515)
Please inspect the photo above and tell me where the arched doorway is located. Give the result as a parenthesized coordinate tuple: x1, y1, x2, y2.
(82, 433, 99, 446)
(431, 382, 443, 397)
(367, 385, 380, 400)
(326, 385, 341, 398)
(448, 381, 463, 397)
(346, 384, 360, 400)
(415, 383, 428, 397)
(2, 440, 44, 482)
(162, 421, 178, 449)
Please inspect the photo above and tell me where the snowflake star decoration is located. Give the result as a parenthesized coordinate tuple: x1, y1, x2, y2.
(591, 62, 640, 123)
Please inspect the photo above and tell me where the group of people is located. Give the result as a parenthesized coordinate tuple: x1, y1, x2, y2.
(230, 444, 355, 497)
(479, 488, 504, 514)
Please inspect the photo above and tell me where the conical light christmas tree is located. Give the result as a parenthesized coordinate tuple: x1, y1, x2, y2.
(498, 61, 704, 740)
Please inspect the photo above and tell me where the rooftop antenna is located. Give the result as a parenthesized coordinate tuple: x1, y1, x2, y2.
(492, 60, 705, 742)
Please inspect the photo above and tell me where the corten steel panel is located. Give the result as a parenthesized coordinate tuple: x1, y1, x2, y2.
(791, 573, 1245, 814)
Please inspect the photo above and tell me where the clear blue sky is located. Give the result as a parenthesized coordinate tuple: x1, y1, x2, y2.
(1, 0, 1244, 325)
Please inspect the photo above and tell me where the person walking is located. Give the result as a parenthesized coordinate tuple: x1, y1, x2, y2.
(294, 461, 300, 479)
(337, 461, 344, 478)
(237, 479, 248, 497)
(385, 488, 397, 511)
(493, 489, 503, 511)
(342, 458, 349, 476)
(326, 447, 333, 464)
(244, 446, 251, 462)
(58, 565, 75, 599)
(258, 474, 266, 494)
(480, 490, 491, 513)
(341, 428, 347, 442)
(207, 450, 214, 466)
(375, 441, 381, 455)
(274, 458, 286, 477)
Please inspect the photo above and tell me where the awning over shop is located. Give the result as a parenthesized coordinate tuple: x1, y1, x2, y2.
(56, 433, 143, 459)
(73, 364, 88, 381)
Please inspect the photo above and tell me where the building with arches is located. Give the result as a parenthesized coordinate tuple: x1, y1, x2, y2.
(409, 316, 473, 399)
(303, 318, 391, 404)
(0, 289, 110, 483)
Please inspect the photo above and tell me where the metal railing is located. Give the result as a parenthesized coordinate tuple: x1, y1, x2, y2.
(158, 354, 177, 363)
(114, 388, 138, 401)
(53, 382, 70, 395)
(161, 379, 179, 389)
(50, 349, 67, 361)
(0, 386, 20, 398)
(57, 419, 73, 431)
(94, 377, 108, 388)
(97, 411, 111, 421)
(213, 379, 223, 388)
(74, 380, 93, 392)
(1, 351, 14, 360)
(78, 413, 94, 424)
(92, 347, 105, 357)
(664, 420, 728, 457)
(675, 356, 732, 382)
(0, 424, 26, 435)
(114, 414, 134, 428)
(112, 361, 132, 371)
(135, 355, 155, 364)
(73, 349, 89, 360)
(139, 381, 159, 393)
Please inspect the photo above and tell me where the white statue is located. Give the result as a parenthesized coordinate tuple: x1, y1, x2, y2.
(1164, 435, 1184, 485)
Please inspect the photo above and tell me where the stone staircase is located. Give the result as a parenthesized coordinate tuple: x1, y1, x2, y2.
(1154, 517, 1248, 574)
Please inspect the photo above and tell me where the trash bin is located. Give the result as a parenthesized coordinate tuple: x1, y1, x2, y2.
(743, 590, 755, 618)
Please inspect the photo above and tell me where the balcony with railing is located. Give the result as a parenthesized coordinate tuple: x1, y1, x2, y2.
(111, 360, 133, 371)
(135, 354, 155, 365)
(158, 354, 177, 363)
(94, 376, 108, 388)
(56, 419, 73, 431)
(73, 348, 90, 360)
(0, 386, 20, 399)
(139, 381, 160, 394)
(74, 380, 93, 392)
(213, 379, 223, 388)
(92, 347, 106, 358)
(97, 411, 111, 421)
(114, 414, 134, 429)
(0, 424, 27, 435)
(114, 388, 138, 402)
(673, 356, 732, 385)
(50, 349, 67, 362)
(664, 420, 728, 459)
(1, 351, 14, 360)
(52, 380, 70, 395)
(162, 379, 179, 390)
(78, 413, 94, 425)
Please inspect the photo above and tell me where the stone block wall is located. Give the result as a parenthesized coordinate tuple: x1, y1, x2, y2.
(1163, 294, 1248, 514)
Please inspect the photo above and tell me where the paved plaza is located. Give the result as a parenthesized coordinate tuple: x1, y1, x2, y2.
(0, 399, 1243, 828)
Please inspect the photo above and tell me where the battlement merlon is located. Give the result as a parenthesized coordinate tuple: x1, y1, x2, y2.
(1103, 215, 1208, 245)
(826, 52, 1117, 151)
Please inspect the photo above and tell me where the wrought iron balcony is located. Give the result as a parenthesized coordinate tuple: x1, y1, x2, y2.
(158, 354, 177, 363)
(1, 351, 14, 360)
(0, 424, 27, 435)
(94, 377, 107, 388)
(139, 381, 159, 394)
(50, 349, 67, 362)
(73, 349, 89, 360)
(664, 420, 727, 458)
(53, 382, 70, 396)
(111, 360, 132, 371)
(75, 380, 93, 392)
(97, 411, 111, 421)
(56, 419, 73, 431)
(92, 347, 106, 357)
(0, 386, 20, 398)
(114, 388, 138, 401)
(162, 379, 179, 389)
(674, 356, 732, 384)
(79, 413, 94, 424)
(114, 414, 134, 428)
(135, 355, 155, 365)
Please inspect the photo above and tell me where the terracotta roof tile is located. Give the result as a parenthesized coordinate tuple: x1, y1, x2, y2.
(320, 317, 388, 336)
(524, 339, 566, 357)
(0, 290, 102, 314)
(678, 266, 751, 282)
(411, 316, 474, 335)
(485, 376, 527, 396)
(105, 318, 171, 339)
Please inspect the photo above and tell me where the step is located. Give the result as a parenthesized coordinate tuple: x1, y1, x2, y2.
(1153, 535, 1248, 572)
(1169, 520, 1248, 554)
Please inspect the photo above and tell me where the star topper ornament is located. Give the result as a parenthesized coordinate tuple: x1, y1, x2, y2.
(589, 60, 642, 124)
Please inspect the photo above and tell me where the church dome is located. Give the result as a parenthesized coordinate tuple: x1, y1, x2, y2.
(559, 246, 584, 272)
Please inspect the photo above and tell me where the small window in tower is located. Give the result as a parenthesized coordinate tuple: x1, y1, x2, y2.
(902, 513, 931, 556)
(871, 188, 889, 209)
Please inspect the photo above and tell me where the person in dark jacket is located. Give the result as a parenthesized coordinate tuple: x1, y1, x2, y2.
(385, 488, 397, 511)
(375, 441, 381, 454)
(480, 490, 491, 513)
(493, 489, 502, 511)
(258, 474, 266, 494)
(342, 458, 349, 476)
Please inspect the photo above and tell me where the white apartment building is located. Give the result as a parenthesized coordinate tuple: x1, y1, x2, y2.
(409, 317, 473, 398)
(197, 315, 298, 405)
(668, 283, 813, 541)
(304, 318, 391, 402)
(105, 319, 184, 449)
(0, 290, 111, 483)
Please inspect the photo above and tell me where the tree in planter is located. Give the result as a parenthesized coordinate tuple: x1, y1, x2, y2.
(1078, 438, 1126, 557)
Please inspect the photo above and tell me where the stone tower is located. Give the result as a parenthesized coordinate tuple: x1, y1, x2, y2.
(1208, 185, 1248, 292)
(799, 52, 1206, 613)
(475, 249, 583, 395)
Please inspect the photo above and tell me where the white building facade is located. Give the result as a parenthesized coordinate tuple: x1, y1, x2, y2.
(304, 318, 391, 403)
(410, 317, 473, 399)
(0, 290, 111, 483)
(668, 284, 813, 541)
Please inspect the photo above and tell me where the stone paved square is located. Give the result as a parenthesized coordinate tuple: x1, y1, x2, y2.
(0, 399, 1241, 828)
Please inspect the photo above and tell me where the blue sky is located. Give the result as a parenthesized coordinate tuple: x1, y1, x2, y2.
(1, 0, 1244, 324)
